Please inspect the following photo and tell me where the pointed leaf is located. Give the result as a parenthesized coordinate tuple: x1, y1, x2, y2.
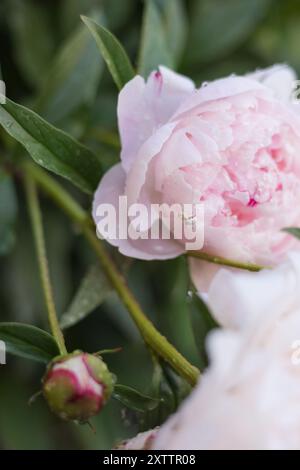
(113, 384, 160, 413)
(0, 98, 103, 193)
(142, 359, 175, 431)
(60, 264, 113, 329)
(0, 169, 18, 256)
(187, 0, 272, 65)
(0, 322, 60, 363)
(157, 0, 187, 65)
(36, 10, 104, 125)
(188, 292, 218, 369)
(7, 0, 55, 88)
(283, 227, 300, 240)
(142, 359, 191, 431)
(138, 0, 173, 77)
(60, 0, 98, 35)
(81, 16, 135, 90)
(103, 0, 135, 30)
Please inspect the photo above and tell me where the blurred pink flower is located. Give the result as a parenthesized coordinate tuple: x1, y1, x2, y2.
(116, 429, 158, 450)
(151, 252, 300, 450)
(93, 65, 300, 288)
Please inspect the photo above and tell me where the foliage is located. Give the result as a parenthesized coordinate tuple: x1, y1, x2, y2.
(0, 0, 296, 450)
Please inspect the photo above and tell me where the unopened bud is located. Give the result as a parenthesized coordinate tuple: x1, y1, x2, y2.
(43, 351, 114, 422)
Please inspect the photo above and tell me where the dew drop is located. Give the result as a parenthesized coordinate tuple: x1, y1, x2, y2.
(186, 290, 194, 302)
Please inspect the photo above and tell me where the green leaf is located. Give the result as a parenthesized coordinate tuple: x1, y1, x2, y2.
(60, 0, 98, 36)
(138, 0, 173, 78)
(7, 0, 55, 88)
(188, 291, 218, 369)
(0, 169, 18, 256)
(0, 98, 102, 193)
(0, 378, 55, 449)
(112, 384, 160, 413)
(0, 322, 60, 363)
(142, 359, 175, 430)
(251, 3, 300, 73)
(103, 0, 136, 31)
(36, 10, 104, 125)
(95, 347, 122, 356)
(283, 227, 300, 240)
(159, 0, 188, 65)
(81, 16, 135, 90)
(187, 0, 272, 65)
(60, 264, 113, 330)
(150, 257, 199, 360)
(141, 359, 191, 431)
(162, 364, 192, 406)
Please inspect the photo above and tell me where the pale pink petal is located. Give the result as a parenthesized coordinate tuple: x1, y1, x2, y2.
(206, 252, 300, 330)
(247, 64, 297, 102)
(189, 258, 224, 293)
(125, 123, 177, 205)
(147, 66, 195, 126)
(152, 252, 300, 450)
(116, 429, 158, 450)
(117, 76, 150, 173)
(172, 76, 268, 120)
(92, 164, 184, 260)
(117, 237, 184, 261)
(154, 129, 202, 191)
(92, 164, 126, 248)
(118, 67, 195, 172)
(95, 66, 300, 269)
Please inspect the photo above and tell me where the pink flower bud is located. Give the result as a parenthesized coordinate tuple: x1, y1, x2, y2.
(43, 351, 114, 422)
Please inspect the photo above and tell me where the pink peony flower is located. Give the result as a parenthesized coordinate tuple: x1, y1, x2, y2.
(93, 65, 300, 288)
(150, 252, 300, 450)
(43, 351, 114, 422)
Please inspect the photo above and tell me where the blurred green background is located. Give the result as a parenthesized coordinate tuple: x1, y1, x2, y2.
(0, 0, 299, 450)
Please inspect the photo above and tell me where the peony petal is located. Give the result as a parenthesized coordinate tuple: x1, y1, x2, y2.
(92, 163, 126, 248)
(152, 251, 300, 450)
(172, 76, 268, 120)
(116, 429, 158, 450)
(189, 258, 223, 293)
(247, 64, 297, 103)
(206, 252, 300, 330)
(117, 236, 184, 261)
(125, 122, 177, 205)
(92, 164, 184, 260)
(118, 66, 195, 173)
(154, 129, 202, 191)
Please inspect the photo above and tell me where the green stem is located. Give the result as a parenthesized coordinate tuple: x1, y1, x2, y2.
(188, 251, 268, 272)
(23, 161, 88, 226)
(24, 171, 67, 355)
(24, 162, 199, 386)
(83, 227, 199, 385)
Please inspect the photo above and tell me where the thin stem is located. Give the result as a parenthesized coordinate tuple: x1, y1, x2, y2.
(24, 162, 199, 386)
(83, 226, 199, 385)
(188, 251, 268, 272)
(24, 171, 67, 355)
(23, 161, 88, 226)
